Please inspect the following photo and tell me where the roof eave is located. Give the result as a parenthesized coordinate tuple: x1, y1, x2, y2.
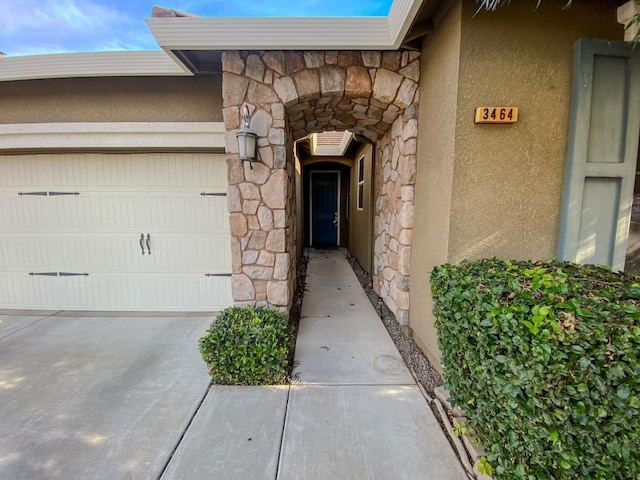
(146, 0, 425, 51)
(0, 50, 191, 82)
(0, 0, 425, 82)
(146, 17, 392, 51)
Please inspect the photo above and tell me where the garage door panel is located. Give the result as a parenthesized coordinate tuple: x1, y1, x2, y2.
(1, 156, 41, 187)
(2, 195, 141, 231)
(151, 236, 190, 269)
(60, 237, 99, 269)
(147, 235, 231, 271)
(194, 237, 232, 270)
(52, 195, 139, 230)
(2, 236, 55, 269)
(49, 235, 231, 273)
(145, 155, 186, 187)
(100, 237, 145, 269)
(52, 155, 90, 187)
(149, 197, 188, 230)
(61, 276, 144, 309)
(191, 154, 228, 188)
(21, 237, 56, 269)
(194, 196, 229, 230)
(153, 276, 232, 310)
(0, 238, 9, 268)
(0, 275, 57, 307)
(50, 154, 133, 188)
(4, 196, 50, 229)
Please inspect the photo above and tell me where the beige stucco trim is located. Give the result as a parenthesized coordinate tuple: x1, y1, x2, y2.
(147, 0, 422, 51)
(0, 51, 191, 82)
(0, 122, 225, 150)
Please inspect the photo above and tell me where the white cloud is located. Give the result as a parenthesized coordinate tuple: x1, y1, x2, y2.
(0, 0, 393, 56)
(0, 0, 129, 34)
(0, 0, 152, 56)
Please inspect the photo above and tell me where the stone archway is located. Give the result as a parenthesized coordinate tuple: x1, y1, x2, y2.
(222, 50, 419, 324)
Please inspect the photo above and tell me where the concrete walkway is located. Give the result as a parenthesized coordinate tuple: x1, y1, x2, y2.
(165, 249, 467, 479)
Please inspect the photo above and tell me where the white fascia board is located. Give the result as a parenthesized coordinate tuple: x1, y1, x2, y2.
(0, 122, 225, 150)
(146, 0, 424, 51)
(146, 17, 392, 50)
(388, 0, 426, 48)
(0, 51, 191, 82)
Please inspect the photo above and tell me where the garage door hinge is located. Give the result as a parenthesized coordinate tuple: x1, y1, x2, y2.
(19, 191, 80, 196)
(200, 192, 227, 197)
(29, 272, 89, 277)
(205, 273, 232, 277)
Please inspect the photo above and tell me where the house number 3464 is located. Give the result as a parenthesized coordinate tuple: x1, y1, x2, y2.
(475, 107, 519, 124)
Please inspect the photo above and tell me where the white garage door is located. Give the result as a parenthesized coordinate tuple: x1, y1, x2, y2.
(0, 152, 232, 311)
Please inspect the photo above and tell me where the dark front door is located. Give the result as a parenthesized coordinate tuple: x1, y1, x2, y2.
(310, 171, 339, 246)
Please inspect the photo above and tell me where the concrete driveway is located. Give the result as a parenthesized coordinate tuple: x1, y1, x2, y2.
(0, 311, 213, 480)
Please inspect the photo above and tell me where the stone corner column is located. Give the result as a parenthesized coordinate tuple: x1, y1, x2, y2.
(222, 50, 296, 314)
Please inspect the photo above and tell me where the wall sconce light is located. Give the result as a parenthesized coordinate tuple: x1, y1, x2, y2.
(236, 105, 258, 168)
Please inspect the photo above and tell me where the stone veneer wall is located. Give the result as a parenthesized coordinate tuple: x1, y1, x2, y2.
(223, 49, 294, 311)
(221, 50, 419, 318)
(373, 107, 418, 325)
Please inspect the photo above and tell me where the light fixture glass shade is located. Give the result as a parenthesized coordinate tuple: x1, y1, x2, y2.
(236, 126, 258, 161)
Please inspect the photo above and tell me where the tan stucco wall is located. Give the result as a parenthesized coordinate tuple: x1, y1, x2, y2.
(0, 76, 223, 123)
(411, 0, 624, 370)
(349, 142, 374, 274)
(410, 0, 462, 369)
(449, 0, 623, 264)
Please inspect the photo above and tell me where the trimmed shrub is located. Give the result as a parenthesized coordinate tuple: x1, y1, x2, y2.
(431, 259, 640, 479)
(198, 306, 292, 385)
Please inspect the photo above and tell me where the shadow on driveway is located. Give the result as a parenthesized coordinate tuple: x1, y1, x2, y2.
(0, 311, 213, 480)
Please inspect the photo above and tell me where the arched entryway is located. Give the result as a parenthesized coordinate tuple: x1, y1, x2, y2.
(295, 133, 375, 276)
(222, 50, 419, 324)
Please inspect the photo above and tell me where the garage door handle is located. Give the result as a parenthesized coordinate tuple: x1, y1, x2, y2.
(140, 234, 146, 255)
(146, 234, 152, 255)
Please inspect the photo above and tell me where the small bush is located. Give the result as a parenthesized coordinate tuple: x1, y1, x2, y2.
(198, 306, 292, 385)
(431, 259, 640, 480)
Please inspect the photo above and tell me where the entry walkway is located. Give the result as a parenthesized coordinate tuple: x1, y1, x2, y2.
(164, 249, 467, 479)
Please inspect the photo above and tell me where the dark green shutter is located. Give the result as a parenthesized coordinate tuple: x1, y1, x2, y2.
(558, 38, 640, 270)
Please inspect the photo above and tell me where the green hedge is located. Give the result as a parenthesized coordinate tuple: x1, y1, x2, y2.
(198, 306, 292, 385)
(431, 259, 640, 479)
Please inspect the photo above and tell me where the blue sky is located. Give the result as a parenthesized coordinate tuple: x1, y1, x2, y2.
(0, 0, 393, 56)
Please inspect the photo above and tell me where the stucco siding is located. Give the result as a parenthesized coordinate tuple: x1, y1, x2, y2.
(410, 0, 462, 368)
(410, 0, 623, 370)
(449, 0, 623, 264)
(349, 143, 374, 274)
(0, 76, 223, 124)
